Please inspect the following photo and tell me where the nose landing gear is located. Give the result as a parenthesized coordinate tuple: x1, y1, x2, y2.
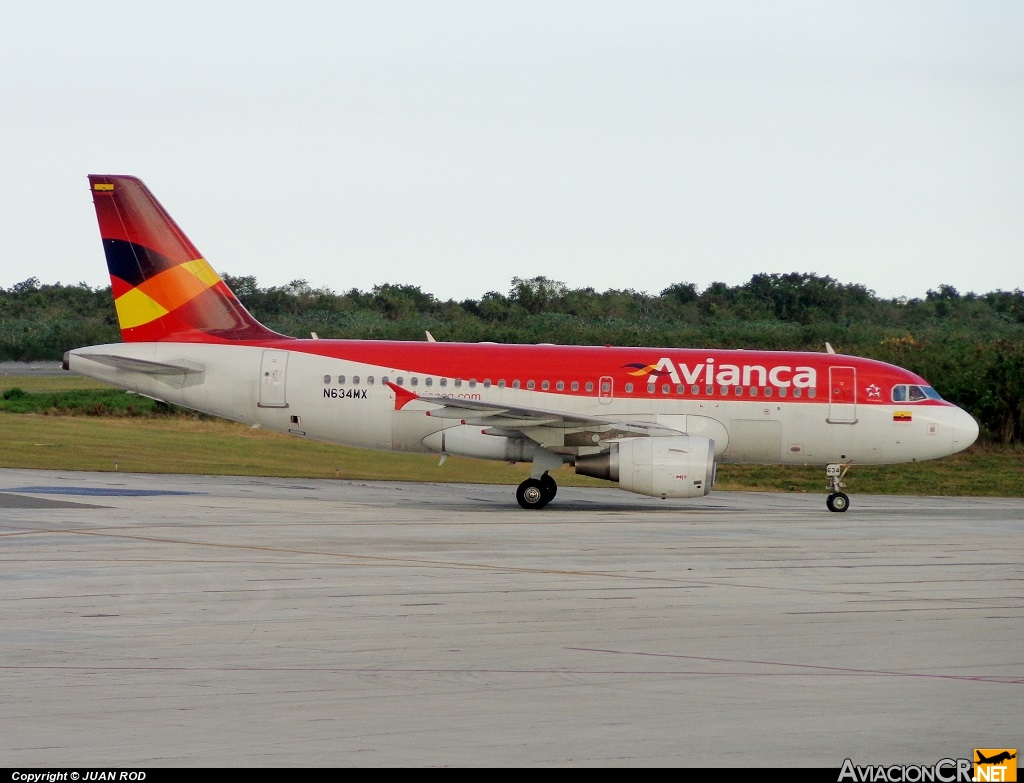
(826, 463, 851, 512)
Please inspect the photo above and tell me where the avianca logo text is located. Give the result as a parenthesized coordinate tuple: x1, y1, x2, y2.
(624, 358, 817, 389)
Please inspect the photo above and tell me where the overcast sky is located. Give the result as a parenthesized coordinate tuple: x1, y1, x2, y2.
(2, 1, 1021, 302)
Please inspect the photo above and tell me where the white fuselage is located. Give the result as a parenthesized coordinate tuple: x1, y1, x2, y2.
(67, 342, 979, 468)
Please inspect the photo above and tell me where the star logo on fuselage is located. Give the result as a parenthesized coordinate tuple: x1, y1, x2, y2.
(866, 383, 881, 398)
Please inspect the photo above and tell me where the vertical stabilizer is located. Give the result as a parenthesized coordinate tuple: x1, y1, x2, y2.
(88, 175, 287, 343)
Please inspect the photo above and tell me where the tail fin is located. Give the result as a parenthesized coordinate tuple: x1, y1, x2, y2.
(88, 175, 287, 343)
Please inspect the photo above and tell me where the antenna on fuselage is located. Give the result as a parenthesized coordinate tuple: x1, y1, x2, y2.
(825, 342, 835, 354)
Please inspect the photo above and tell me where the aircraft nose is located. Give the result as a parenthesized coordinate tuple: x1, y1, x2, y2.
(949, 406, 979, 453)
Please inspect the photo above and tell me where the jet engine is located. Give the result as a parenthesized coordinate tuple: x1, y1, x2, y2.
(421, 425, 540, 462)
(576, 435, 716, 498)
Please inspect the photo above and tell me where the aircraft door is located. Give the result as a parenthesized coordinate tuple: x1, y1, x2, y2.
(828, 366, 856, 423)
(258, 350, 289, 408)
(598, 375, 613, 404)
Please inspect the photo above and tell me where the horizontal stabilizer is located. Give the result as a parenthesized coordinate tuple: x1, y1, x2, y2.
(76, 353, 206, 376)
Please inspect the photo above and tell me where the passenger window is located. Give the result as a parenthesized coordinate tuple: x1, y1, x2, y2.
(512, 380, 521, 389)
(338, 375, 346, 384)
(381, 376, 389, 385)
(625, 382, 633, 393)
(483, 379, 491, 388)
(793, 388, 802, 398)
(411, 377, 418, 386)
(778, 388, 787, 398)
(662, 384, 670, 394)
(571, 381, 579, 391)
(705, 385, 713, 395)
(734, 386, 743, 396)
(647, 383, 656, 394)
(676, 384, 685, 394)
(323, 375, 331, 384)
(498, 380, 506, 389)
(763, 388, 772, 397)
(469, 379, 477, 388)
(424, 378, 432, 387)
(691, 385, 699, 395)
(454, 379, 462, 387)
(353, 376, 361, 385)
(749, 387, 758, 397)
(808, 388, 816, 398)
(586, 382, 594, 392)
(396, 377, 404, 386)
(556, 381, 564, 390)
(367, 376, 375, 385)
(541, 380, 550, 390)
(719, 386, 728, 396)
(527, 380, 536, 390)
(439, 378, 447, 387)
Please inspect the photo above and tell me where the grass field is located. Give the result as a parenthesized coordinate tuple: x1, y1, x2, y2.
(0, 372, 106, 392)
(1, 376, 1020, 496)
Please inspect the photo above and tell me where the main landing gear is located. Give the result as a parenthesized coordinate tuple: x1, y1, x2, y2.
(516, 472, 558, 509)
(826, 463, 850, 513)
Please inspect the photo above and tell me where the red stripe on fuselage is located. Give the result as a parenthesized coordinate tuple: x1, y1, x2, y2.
(217, 339, 949, 406)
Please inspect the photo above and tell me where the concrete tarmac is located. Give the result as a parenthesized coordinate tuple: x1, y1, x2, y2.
(1, 468, 1021, 767)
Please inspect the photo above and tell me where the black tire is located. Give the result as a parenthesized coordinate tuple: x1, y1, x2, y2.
(539, 473, 557, 502)
(826, 492, 850, 513)
(516, 478, 549, 509)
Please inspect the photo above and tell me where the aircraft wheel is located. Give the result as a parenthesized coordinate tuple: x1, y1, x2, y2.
(826, 492, 850, 513)
(516, 478, 549, 510)
(540, 473, 557, 502)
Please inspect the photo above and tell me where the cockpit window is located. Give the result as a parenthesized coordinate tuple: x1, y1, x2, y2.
(891, 384, 943, 403)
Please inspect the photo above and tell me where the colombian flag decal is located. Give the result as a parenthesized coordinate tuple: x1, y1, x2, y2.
(893, 411, 912, 422)
(93, 183, 114, 192)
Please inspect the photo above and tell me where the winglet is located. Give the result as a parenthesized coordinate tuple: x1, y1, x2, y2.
(386, 381, 419, 410)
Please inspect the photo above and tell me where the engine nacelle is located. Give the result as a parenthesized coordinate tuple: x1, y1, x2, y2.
(576, 435, 716, 498)
(422, 425, 540, 462)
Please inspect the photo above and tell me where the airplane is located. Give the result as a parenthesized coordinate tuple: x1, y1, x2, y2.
(976, 752, 1016, 765)
(63, 175, 980, 512)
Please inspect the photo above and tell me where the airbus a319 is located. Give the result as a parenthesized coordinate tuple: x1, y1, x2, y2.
(64, 175, 980, 511)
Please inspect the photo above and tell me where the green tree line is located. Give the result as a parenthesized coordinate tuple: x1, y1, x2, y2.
(3, 273, 1022, 443)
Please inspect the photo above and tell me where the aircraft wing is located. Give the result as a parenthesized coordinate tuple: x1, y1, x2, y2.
(387, 382, 681, 451)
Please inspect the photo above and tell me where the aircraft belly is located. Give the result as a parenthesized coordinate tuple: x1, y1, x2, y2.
(724, 419, 783, 463)
(778, 404, 856, 464)
(392, 410, 443, 453)
(175, 346, 262, 423)
(288, 355, 393, 450)
(769, 405, 959, 466)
